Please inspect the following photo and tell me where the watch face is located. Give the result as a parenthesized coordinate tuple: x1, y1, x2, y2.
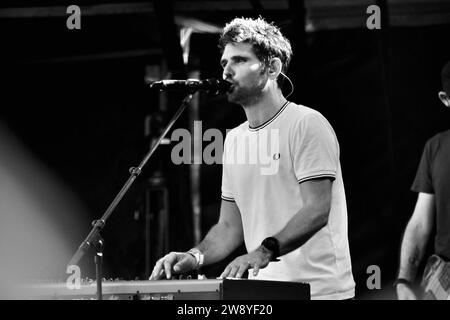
(264, 238, 274, 249)
(263, 237, 279, 253)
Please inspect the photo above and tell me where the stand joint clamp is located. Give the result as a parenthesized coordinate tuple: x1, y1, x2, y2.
(129, 167, 142, 176)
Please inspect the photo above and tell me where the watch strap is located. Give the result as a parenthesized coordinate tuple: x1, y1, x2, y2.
(393, 278, 412, 288)
(187, 248, 204, 269)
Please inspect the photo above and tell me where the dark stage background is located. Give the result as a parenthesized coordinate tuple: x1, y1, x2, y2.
(1, 0, 449, 299)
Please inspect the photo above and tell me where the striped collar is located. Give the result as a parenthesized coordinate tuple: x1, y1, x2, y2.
(248, 101, 290, 131)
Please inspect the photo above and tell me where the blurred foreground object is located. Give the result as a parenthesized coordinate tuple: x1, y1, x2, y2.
(0, 122, 87, 299)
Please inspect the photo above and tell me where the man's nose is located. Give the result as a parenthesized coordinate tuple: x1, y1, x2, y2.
(222, 64, 233, 80)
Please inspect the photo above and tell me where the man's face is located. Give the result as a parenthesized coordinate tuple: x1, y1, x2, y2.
(220, 42, 269, 105)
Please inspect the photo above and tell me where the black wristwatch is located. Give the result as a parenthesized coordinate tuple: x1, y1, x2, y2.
(261, 237, 280, 261)
(393, 278, 412, 288)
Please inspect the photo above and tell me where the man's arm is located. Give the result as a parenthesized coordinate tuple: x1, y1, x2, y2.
(220, 177, 332, 278)
(396, 192, 435, 299)
(197, 199, 244, 265)
(150, 199, 243, 279)
(273, 178, 331, 256)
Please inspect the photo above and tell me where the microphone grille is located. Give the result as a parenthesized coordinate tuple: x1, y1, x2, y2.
(207, 78, 231, 95)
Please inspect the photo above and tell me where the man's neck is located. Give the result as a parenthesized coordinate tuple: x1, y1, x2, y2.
(242, 90, 287, 128)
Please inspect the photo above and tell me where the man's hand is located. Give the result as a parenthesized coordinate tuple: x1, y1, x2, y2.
(149, 252, 197, 280)
(396, 283, 418, 300)
(219, 246, 273, 279)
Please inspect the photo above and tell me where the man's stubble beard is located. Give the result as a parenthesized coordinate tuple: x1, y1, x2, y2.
(227, 78, 267, 106)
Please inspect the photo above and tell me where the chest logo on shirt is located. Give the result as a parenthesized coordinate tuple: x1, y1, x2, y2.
(223, 128, 280, 176)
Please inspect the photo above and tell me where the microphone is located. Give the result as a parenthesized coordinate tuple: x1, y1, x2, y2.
(149, 78, 231, 95)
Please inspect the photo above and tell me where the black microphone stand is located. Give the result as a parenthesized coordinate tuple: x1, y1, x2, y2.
(68, 94, 194, 300)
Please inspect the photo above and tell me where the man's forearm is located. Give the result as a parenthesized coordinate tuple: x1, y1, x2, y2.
(196, 222, 243, 266)
(268, 178, 331, 258)
(274, 205, 329, 257)
(398, 223, 428, 281)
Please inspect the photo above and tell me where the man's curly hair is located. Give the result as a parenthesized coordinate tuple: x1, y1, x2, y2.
(218, 17, 293, 81)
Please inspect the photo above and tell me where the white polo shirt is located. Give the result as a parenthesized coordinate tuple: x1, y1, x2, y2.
(221, 102, 355, 300)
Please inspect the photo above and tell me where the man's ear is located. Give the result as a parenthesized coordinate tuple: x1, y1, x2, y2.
(268, 58, 282, 80)
(438, 91, 450, 108)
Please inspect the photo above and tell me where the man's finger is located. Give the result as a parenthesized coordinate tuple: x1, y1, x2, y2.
(227, 265, 239, 278)
(235, 263, 249, 278)
(153, 269, 165, 280)
(150, 265, 165, 280)
(219, 265, 231, 279)
(163, 260, 173, 279)
(149, 259, 164, 280)
(252, 264, 260, 276)
(173, 254, 190, 272)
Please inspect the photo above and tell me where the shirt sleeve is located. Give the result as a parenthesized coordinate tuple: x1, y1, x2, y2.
(411, 139, 434, 194)
(292, 112, 339, 184)
(221, 133, 235, 202)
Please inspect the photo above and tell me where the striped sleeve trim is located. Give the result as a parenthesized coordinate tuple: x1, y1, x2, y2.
(221, 195, 235, 202)
(298, 174, 336, 184)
